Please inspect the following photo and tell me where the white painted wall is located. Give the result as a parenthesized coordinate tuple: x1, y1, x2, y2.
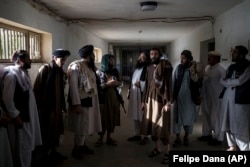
(215, 0, 250, 65)
(169, 0, 250, 70)
(1, 0, 250, 82)
(0, 0, 108, 83)
(169, 22, 214, 68)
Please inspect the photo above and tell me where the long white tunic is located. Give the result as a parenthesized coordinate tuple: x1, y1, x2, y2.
(220, 67, 250, 139)
(173, 68, 196, 132)
(0, 114, 13, 167)
(67, 60, 102, 135)
(201, 64, 225, 138)
(2, 66, 42, 167)
(0, 66, 13, 167)
(127, 68, 145, 121)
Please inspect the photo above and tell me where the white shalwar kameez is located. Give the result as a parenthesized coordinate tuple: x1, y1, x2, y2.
(127, 68, 145, 135)
(173, 69, 197, 134)
(0, 113, 13, 167)
(201, 64, 225, 140)
(2, 66, 42, 167)
(67, 60, 102, 146)
(220, 67, 250, 151)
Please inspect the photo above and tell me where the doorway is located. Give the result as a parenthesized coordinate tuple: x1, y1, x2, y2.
(200, 38, 215, 66)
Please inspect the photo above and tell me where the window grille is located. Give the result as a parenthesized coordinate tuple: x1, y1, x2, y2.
(0, 23, 41, 62)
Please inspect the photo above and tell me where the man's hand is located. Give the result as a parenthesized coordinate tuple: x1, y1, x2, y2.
(0, 113, 11, 127)
(163, 102, 171, 112)
(106, 80, 120, 87)
(141, 102, 146, 111)
(134, 81, 140, 88)
(71, 105, 82, 114)
(14, 116, 23, 129)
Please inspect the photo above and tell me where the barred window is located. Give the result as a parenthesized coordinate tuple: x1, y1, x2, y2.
(94, 47, 102, 63)
(0, 23, 41, 62)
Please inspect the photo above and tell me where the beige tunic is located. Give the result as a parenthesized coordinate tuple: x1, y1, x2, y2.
(67, 60, 102, 135)
(141, 61, 172, 144)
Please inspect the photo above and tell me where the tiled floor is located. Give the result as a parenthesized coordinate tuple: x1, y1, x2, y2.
(32, 83, 227, 167)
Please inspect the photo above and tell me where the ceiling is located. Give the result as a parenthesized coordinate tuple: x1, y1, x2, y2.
(31, 0, 243, 45)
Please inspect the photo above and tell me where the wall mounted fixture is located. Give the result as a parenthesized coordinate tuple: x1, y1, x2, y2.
(140, 1, 158, 11)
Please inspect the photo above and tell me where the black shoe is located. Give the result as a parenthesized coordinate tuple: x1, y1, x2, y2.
(208, 139, 222, 146)
(49, 152, 68, 160)
(183, 138, 189, 146)
(80, 145, 94, 154)
(139, 137, 149, 145)
(161, 154, 169, 164)
(148, 148, 161, 157)
(172, 139, 182, 148)
(95, 139, 104, 147)
(72, 148, 84, 160)
(127, 135, 141, 141)
(106, 138, 118, 146)
(197, 135, 212, 141)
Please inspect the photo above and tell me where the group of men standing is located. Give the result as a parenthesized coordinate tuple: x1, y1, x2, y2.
(0, 45, 122, 166)
(127, 46, 250, 164)
(0, 44, 249, 166)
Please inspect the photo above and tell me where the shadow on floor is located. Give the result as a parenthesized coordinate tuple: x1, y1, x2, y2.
(31, 83, 228, 167)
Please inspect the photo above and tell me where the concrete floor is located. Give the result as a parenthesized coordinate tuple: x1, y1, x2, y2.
(32, 83, 227, 167)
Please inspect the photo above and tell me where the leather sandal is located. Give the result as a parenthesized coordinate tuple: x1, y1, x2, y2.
(139, 137, 149, 145)
(106, 138, 117, 146)
(161, 154, 169, 164)
(95, 139, 103, 147)
(148, 148, 161, 157)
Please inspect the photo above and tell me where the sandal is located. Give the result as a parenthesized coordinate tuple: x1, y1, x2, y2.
(106, 138, 117, 146)
(172, 139, 182, 148)
(95, 139, 103, 147)
(183, 137, 189, 146)
(161, 154, 169, 164)
(148, 148, 161, 157)
(139, 137, 149, 145)
(226, 146, 237, 151)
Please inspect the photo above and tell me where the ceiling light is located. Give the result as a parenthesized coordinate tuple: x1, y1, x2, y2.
(140, 1, 158, 11)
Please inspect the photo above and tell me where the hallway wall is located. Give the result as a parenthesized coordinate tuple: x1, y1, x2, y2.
(169, 0, 250, 69)
(1, 0, 250, 82)
(0, 0, 109, 83)
(169, 22, 214, 68)
(215, 0, 250, 63)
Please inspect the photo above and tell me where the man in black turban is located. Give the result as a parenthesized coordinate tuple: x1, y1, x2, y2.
(53, 49, 71, 58)
(67, 44, 102, 159)
(78, 45, 94, 58)
(33, 48, 70, 163)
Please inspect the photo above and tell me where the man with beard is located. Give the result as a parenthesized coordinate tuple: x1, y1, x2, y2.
(127, 50, 150, 142)
(67, 45, 102, 159)
(2, 50, 42, 167)
(172, 50, 201, 148)
(220, 45, 250, 151)
(140, 48, 173, 165)
(33, 49, 70, 163)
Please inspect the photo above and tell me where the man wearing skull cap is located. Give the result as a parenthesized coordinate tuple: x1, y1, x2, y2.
(33, 49, 70, 163)
(67, 45, 102, 159)
(199, 51, 225, 145)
